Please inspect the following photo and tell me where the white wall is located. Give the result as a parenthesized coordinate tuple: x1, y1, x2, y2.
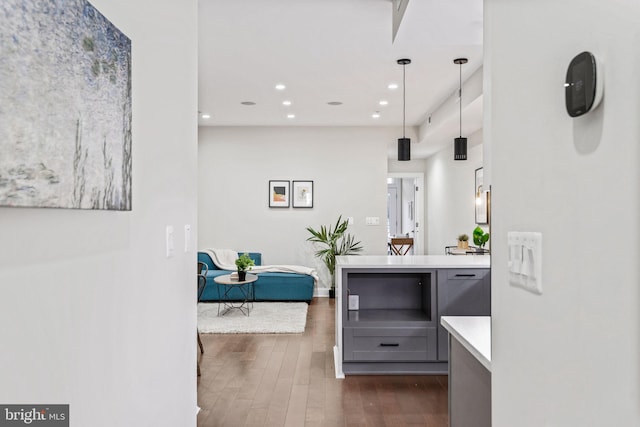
(198, 126, 389, 290)
(387, 158, 426, 175)
(487, 1, 640, 425)
(0, 2, 198, 426)
(425, 132, 483, 254)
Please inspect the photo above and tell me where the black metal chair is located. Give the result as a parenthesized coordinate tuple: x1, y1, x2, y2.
(197, 262, 208, 376)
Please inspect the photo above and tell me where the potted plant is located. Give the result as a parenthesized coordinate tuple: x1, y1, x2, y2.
(457, 234, 469, 249)
(306, 215, 363, 298)
(473, 226, 490, 252)
(235, 252, 255, 281)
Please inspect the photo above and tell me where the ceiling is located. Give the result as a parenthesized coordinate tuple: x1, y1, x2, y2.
(198, 0, 483, 158)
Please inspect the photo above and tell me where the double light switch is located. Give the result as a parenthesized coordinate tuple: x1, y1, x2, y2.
(508, 231, 542, 294)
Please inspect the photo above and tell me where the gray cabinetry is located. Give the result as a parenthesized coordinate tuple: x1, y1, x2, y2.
(437, 269, 491, 361)
(335, 257, 490, 376)
(339, 265, 490, 375)
(341, 269, 444, 374)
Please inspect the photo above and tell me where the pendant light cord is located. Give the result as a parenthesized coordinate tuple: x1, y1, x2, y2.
(459, 62, 462, 138)
(403, 62, 406, 138)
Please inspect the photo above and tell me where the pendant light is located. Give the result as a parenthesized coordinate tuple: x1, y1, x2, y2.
(454, 57, 468, 161)
(397, 58, 411, 161)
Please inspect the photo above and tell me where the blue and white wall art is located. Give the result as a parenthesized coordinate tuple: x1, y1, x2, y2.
(0, 0, 132, 210)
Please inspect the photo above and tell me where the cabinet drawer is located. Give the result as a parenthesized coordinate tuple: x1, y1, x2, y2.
(344, 327, 437, 362)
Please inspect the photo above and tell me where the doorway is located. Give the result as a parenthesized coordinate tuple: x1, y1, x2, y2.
(387, 172, 424, 255)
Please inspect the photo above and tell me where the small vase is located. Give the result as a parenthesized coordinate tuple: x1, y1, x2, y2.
(457, 241, 469, 250)
(238, 270, 247, 281)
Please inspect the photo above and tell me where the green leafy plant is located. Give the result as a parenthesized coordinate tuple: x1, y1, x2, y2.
(306, 215, 363, 288)
(235, 252, 255, 272)
(473, 226, 490, 248)
(457, 234, 469, 242)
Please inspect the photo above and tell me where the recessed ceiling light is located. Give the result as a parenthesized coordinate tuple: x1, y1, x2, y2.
(388, 83, 399, 90)
(282, 100, 292, 106)
(379, 100, 388, 106)
(287, 114, 296, 119)
(327, 101, 343, 106)
(372, 112, 380, 119)
(241, 101, 256, 106)
(201, 113, 211, 119)
(275, 84, 286, 90)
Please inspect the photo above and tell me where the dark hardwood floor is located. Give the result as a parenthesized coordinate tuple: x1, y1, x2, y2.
(197, 298, 449, 427)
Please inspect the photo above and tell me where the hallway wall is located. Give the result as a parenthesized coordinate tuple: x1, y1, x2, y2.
(0, 1, 199, 425)
(487, 0, 640, 424)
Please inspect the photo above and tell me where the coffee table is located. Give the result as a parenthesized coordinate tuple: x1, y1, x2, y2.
(213, 273, 258, 316)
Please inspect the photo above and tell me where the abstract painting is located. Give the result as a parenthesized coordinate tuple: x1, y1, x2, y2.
(269, 180, 289, 208)
(0, 0, 132, 210)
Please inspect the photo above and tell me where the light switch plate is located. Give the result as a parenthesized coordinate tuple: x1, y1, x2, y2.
(184, 224, 191, 252)
(166, 225, 175, 258)
(365, 216, 380, 226)
(508, 231, 542, 294)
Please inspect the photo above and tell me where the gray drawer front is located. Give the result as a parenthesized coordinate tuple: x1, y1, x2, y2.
(446, 269, 489, 280)
(344, 327, 437, 362)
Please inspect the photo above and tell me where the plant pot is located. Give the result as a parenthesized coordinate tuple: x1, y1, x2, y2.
(329, 288, 335, 299)
(238, 270, 247, 281)
(457, 241, 469, 250)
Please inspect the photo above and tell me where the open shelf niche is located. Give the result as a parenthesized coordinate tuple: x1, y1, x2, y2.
(344, 271, 436, 327)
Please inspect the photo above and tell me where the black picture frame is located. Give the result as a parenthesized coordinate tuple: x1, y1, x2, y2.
(268, 180, 290, 208)
(292, 180, 314, 208)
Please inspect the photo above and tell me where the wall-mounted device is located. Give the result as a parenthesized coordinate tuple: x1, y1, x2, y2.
(565, 51, 603, 117)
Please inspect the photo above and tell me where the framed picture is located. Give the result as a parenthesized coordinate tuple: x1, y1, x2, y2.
(292, 180, 314, 208)
(475, 167, 488, 224)
(0, 0, 132, 210)
(269, 180, 290, 208)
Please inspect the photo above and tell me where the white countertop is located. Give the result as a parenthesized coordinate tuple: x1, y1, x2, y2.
(441, 316, 492, 371)
(336, 255, 490, 269)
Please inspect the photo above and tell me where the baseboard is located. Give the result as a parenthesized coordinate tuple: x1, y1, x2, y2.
(314, 288, 330, 298)
(334, 346, 345, 379)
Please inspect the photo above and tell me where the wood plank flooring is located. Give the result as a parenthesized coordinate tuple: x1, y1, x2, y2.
(197, 298, 449, 427)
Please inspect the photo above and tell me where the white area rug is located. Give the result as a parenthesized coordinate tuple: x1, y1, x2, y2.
(197, 302, 308, 334)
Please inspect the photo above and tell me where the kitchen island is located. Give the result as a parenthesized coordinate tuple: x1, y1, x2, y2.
(334, 255, 490, 378)
(441, 316, 491, 427)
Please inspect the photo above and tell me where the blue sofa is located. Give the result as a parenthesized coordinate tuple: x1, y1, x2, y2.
(197, 251, 315, 303)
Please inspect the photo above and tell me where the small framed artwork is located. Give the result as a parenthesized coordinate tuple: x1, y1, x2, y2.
(269, 180, 290, 208)
(292, 180, 314, 208)
(475, 167, 488, 224)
